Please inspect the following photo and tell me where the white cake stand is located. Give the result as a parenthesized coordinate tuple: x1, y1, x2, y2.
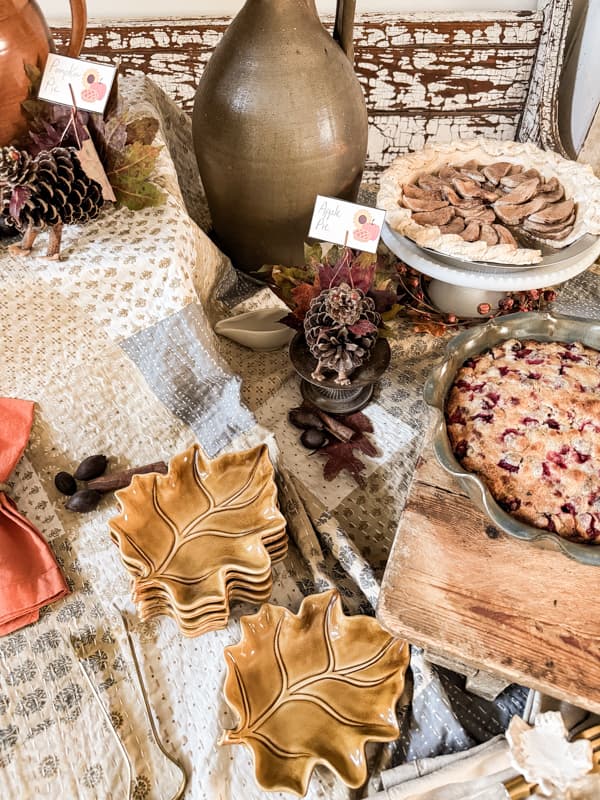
(382, 223, 600, 317)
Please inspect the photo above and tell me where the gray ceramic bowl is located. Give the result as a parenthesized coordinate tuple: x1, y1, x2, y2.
(424, 311, 600, 565)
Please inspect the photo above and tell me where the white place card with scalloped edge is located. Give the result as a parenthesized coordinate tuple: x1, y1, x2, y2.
(38, 54, 116, 114)
(308, 195, 386, 253)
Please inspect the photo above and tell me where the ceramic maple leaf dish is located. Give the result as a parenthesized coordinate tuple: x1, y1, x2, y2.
(378, 139, 600, 265)
(220, 589, 409, 795)
(108, 443, 287, 636)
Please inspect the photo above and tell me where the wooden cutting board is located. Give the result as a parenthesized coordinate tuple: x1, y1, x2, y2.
(377, 444, 600, 713)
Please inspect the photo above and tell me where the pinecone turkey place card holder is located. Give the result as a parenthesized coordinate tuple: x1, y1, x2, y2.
(0, 144, 104, 259)
(0, 68, 113, 259)
(1, 58, 166, 259)
(289, 225, 391, 413)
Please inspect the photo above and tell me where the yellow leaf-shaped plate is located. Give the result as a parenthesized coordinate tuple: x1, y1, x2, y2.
(109, 444, 287, 635)
(220, 589, 409, 795)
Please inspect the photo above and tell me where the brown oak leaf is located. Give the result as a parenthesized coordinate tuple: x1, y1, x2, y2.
(413, 320, 448, 337)
(221, 590, 409, 794)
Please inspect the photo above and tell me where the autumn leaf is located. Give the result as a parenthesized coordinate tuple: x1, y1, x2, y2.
(317, 261, 347, 290)
(221, 590, 408, 795)
(268, 265, 316, 306)
(381, 303, 403, 321)
(318, 246, 353, 289)
(413, 320, 449, 337)
(348, 319, 378, 337)
(254, 264, 274, 279)
(126, 116, 159, 146)
(303, 241, 324, 267)
(291, 282, 320, 319)
(324, 244, 347, 267)
(9, 186, 31, 219)
(321, 441, 368, 486)
(343, 411, 374, 435)
(349, 434, 378, 458)
(29, 120, 64, 152)
(24, 63, 41, 88)
(107, 141, 166, 210)
(349, 250, 377, 293)
(103, 116, 128, 153)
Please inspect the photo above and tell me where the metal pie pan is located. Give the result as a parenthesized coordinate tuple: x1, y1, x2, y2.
(423, 311, 600, 565)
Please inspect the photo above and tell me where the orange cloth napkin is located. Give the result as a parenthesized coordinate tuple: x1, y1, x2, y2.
(0, 398, 69, 636)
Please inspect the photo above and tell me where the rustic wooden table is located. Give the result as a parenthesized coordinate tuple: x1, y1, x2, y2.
(377, 442, 600, 714)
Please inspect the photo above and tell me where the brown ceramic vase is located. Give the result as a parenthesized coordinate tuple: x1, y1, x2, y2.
(0, 0, 87, 147)
(192, 0, 368, 271)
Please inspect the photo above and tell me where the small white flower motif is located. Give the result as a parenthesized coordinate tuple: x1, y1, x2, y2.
(507, 712, 594, 797)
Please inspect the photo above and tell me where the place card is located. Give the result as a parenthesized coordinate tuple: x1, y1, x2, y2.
(38, 54, 117, 114)
(308, 195, 386, 253)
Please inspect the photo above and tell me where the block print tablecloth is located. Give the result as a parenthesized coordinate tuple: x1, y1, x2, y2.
(0, 78, 598, 800)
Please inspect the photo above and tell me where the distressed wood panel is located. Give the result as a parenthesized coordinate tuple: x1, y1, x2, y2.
(354, 14, 541, 47)
(366, 112, 520, 174)
(54, 13, 542, 115)
(357, 46, 537, 113)
(377, 444, 600, 714)
(518, 0, 572, 155)
(53, 7, 570, 167)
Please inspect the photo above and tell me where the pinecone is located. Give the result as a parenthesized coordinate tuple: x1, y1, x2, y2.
(0, 145, 104, 258)
(304, 282, 380, 385)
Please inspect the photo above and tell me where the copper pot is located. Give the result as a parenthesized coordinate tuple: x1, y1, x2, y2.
(0, 0, 87, 147)
(192, 0, 368, 271)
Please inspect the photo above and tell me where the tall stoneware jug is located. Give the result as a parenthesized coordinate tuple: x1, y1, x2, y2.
(192, 0, 368, 270)
(0, 0, 87, 146)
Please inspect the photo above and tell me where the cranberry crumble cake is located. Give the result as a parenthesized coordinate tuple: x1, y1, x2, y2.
(446, 338, 600, 542)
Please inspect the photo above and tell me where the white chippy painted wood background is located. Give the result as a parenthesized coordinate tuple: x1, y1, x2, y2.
(55, 12, 549, 178)
(54, 4, 572, 176)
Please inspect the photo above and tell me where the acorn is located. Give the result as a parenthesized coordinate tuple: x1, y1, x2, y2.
(54, 471, 77, 496)
(288, 408, 323, 431)
(65, 489, 102, 513)
(300, 428, 327, 450)
(73, 454, 108, 481)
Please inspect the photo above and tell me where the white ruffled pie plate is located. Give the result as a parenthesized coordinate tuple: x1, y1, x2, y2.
(378, 138, 600, 266)
(382, 222, 600, 316)
(382, 223, 600, 291)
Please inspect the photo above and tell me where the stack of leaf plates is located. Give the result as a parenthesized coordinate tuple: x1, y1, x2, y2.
(108, 444, 287, 637)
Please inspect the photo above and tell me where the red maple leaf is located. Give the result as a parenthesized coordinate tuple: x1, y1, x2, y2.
(348, 320, 378, 337)
(9, 186, 31, 219)
(342, 411, 374, 435)
(317, 261, 351, 291)
(348, 251, 377, 293)
(291, 282, 320, 319)
(321, 442, 367, 487)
